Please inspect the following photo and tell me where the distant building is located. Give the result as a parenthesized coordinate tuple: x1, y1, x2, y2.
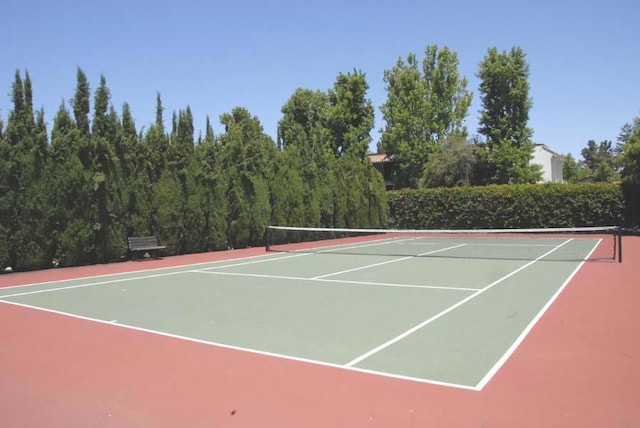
(368, 153, 396, 190)
(531, 144, 564, 183)
(369, 143, 565, 188)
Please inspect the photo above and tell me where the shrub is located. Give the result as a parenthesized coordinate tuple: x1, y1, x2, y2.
(387, 183, 626, 229)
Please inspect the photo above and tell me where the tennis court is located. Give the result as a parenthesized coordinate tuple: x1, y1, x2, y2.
(0, 227, 622, 392)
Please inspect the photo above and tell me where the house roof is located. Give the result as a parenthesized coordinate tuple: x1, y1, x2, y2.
(534, 144, 562, 157)
(367, 153, 395, 164)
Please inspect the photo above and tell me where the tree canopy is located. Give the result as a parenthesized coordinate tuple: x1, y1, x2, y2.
(476, 46, 540, 184)
(0, 69, 387, 271)
(379, 45, 472, 188)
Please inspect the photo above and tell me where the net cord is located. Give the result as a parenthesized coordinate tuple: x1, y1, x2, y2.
(266, 225, 619, 235)
(266, 225, 622, 263)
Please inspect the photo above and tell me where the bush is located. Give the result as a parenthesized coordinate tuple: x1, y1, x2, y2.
(388, 183, 627, 229)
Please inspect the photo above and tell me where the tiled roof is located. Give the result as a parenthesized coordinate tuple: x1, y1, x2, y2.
(367, 153, 395, 163)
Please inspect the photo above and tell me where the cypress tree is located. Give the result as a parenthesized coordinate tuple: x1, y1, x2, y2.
(2, 71, 50, 269)
(90, 75, 126, 263)
(49, 101, 93, 266)
(278, 89, 335, 227)
(219, 107, 275, 248)
(190, 125, 227, 252)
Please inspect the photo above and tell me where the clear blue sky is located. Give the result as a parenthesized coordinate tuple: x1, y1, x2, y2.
(1, 0, 638, 157)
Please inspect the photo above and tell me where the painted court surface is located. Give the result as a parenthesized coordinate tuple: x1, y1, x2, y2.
(0, 234, 639, 427)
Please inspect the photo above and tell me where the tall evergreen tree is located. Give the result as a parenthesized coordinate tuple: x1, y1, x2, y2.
(90, 75, 127, 263)
(140, 93, 169, 183)
(219, 107, 275, 248)
(48, 101, 92, 266)
(189, 123, 227, 251)
(476, 47, 540, 184)
(156, 106, 203, 254)
(2, 71, 49, 269)
(72, 68, 92, 169)
(278, 88, 335, 226)
(170, 106, 195, 180)
(0, 116, 7, 268)
(118, 102, 138, 181)
(135, 93, 170, 236)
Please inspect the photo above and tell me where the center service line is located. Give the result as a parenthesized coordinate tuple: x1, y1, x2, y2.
(312, 243, 467, 280)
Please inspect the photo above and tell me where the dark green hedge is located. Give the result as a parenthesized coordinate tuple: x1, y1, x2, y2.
(387, 183, 634, 229)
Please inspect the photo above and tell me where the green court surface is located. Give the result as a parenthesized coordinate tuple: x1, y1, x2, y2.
(0, 235, 604, 390)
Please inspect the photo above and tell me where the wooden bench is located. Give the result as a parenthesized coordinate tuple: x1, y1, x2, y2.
(127, 236, 166, 260)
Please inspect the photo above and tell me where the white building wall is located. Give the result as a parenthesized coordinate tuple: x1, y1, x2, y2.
(531, 145, 564, 183)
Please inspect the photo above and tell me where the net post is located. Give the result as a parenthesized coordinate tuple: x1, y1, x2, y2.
(265, 226, 271, 252)
(617, 227, 623, 263)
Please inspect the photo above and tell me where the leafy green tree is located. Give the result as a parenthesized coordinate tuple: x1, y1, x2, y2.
(379, 46, 472, 188)
(379, 53, 432, 188)
(422, 45, 473, 142)
(477, 47, 540, 184)
(327, 70, 375, 158)
(278, 82, 386, 228)
(618, 117, 640, 227)
(619, 117, 640, 183)
(420, 136, 477, 188)
(579, 139, 619, 182)
(562, 153, 581, 183)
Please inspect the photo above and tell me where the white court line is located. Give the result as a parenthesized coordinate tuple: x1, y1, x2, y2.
(344, 238, 574, 367)
(317, 237, 417, 253)
(198, 252, 311, 271)
(0, 251, 292, 291)
(474, 238, 602, 390)
(312, 243, 466, 280)
(0, 270, 191, 299)
(270, 236, 417, 255)
(193, 269, 479, 292)
(406, 242, 557, 247)
(0, 253, 311, 299)
(0, 298, 477, 391)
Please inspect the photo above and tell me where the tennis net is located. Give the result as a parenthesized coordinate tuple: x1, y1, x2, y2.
(265, 225, 622, 262)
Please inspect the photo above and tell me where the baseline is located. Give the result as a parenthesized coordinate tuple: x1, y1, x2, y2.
(0, 297, 477, 391)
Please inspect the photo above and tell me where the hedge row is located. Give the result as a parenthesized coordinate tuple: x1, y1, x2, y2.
(387, 183, 637, 230)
